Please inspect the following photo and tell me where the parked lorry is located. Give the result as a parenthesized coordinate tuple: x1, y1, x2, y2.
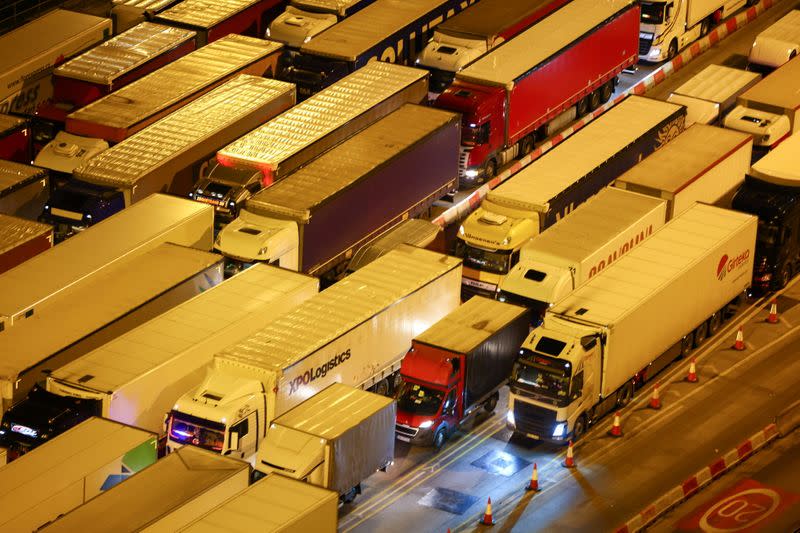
(507, 203, 757, 442)
(166, 245, 461, 460)
(724, 55, 800, 158)
(0, 160, 49, 219)
(0, 115, 31, 163)
(0, 243, 223, 441)
(0, 418, 157, 531)
(41, 445, 250, 532)
(732, 131, 800, 292)
(666, 64, 760, 126)
(111, 0, 184, 33)
(155, 0, 285, 46)
(639, 0, 756, 63)
(395, 296, 529, 448)
(255, 383, 394, 503)
(267, 0, 377, 49)
(456, 95, 685, 300)
(417, 0, 569, 95)
(45, 76, 294, 238)
(747, 9, 800, 74)
(179, 473, 338, 533)
(6, 265, 317, 452)
(215, 104, 458, 278)
(217, 61, 428, 184)
(346, 218, 442, 273)
(0, 10, 111, 116)
(0, 194, 214, 330)
(282, 0, 475, 98)
(434, 0, 639, 186)
(0, 214, 52, 275)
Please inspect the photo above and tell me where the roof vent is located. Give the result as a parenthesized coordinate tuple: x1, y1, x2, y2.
(575, 308, 588, 316)
(77, 374, 94, 383)
(479, 212, 507, 225)
(202, 392, 223, 402)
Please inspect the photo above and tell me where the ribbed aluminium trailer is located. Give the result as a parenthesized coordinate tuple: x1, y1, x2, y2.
(0, 215, 52, 275)
(0, 160, 49, 219)
(111, 0, 184, 33)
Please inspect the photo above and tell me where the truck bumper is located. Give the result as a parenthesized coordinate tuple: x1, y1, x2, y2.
(395, 424, 435, 446)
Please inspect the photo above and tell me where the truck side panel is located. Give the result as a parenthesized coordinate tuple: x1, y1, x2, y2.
(0, 225, 52, 275)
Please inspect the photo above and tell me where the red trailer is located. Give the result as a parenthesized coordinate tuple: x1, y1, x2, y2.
(0, 116, 30, 164)
(434, 0, 639, 186)
(0, 215, 53, 275)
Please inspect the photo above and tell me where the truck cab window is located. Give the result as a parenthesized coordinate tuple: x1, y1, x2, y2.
(570, 371, 583, 400)
(443, 390, 456, 414)
(232, 419, 249, 438)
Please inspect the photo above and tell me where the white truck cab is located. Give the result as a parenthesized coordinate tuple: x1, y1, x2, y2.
(214, 208, 299, 268)
(267, 0, 372, 48)
(748, 10, 800, 73)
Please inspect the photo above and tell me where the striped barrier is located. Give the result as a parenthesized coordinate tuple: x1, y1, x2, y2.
(432, 0, 776, 228)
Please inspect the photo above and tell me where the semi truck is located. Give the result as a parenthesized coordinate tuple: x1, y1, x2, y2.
(154, 0, 286, 46)
(724, 55, 800, 158)
(639, 0, 756, 63)
(111, 0, 184, 33)
(281, 0, 475, 98)
(166, 245, 461, 460)
(216, 61, 428, 183)
(0, 418, 157, 531)
(416, 0, 569, 95)
(41, 445, 250, 532)
(0, 214, 52, 275)
(0, 160, 49, 219)
(434, 0, 639, 185)
(7, 265, 317, 452)
(255, 383, 395, 503)
(0, 115, 31, 163)
(732, 131, 800, 292)
(395, 296, 529, 448)
(45, 76, 294, 238)
(267, 0, 377, 49)
(0, 194, 214, 330)
(747, 9, 800, 74)
(456, 95, 685, 300)
(507, 203, 757, 442)
(179, 473, 338, 533)
(666, 64, 761, 127)
(0, 10, 111, 116)
(215, 104, 459, 278)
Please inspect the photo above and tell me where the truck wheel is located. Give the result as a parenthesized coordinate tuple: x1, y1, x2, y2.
(572, 414, 587, 441)
(777, 263, 792, 289)
(576, 95, 589, 117)
(600, 80, 614, 103)
(616, 381, 634, 407)
(433, 427, 448, 450)
(483, 159, 497, 181)
(519, 135, 534, 156)
(707, 311, 722, 335)
(693, 322, 708, 348)
(341, 486, 358, 504)
(667, 39, 678, 61)
(588, 90, 602, 111)
(373, 378, 390, 397)
(700, 18, 711, 37)
(484, 391, 499, 413)
(680, 334, 694, 358)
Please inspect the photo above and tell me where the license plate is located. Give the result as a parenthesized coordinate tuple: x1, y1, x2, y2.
(462, 278, 496, 292)
(196, 196, 224, 207)
(396, 435, 411, 442)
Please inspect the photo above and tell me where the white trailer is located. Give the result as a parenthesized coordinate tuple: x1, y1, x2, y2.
(748, 130, 800, 185)
(0, 194, 214, 330)
(499, 188, 668, 317)
(0, 160, 49, 220)
(44, 265, 318, 438)
(0, 243, 222, 416)
(507, 204, 756, 442)
(0, 417, 157, 533)
(41, 445, 250, 532)
(666, 65, 760, 126)
(178, 473, 338, 533)
(614, 124, 752, 217)
(166, 245, 461, 460)
(748, 9, 800, 72)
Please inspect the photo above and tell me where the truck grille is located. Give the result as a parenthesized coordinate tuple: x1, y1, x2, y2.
(513, 400, 557, 438)
(458, 147, 470, 180)
(638, 36, 653, 56)
(395, 424, 418, 438)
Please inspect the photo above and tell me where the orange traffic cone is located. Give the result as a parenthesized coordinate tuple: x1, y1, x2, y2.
(526, 462, 541, 492)
(649, 382, 662, 410)
(733, 326, 745, 351)
(608, 411, 623, 437)
(479, 497, 494, 526)
(563, 440, 576, 468)
(767, 299, 778, 324)
(686, 358, 698, 383)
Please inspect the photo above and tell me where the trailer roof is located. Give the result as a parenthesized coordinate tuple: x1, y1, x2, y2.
(0, 10, 110, 74)
(436, 0, 562, 40)
(218, 245, 461, 371)
(0, 160, 47, 196)
(672, 65, 760, 104)
(246, 104, 457, 220)
(0, 418, 155, 527)
(0, 114, 25, 135)
(0, 194, 212, 322)
(157, 0, 263, 29)
(67, 35, 281, 131)
(49, 264, 314, 394)
(42, 446, 248, 532)
(550, 204, 756, 326)
(55, 23, 196, 85)
(739, 55, 800, 110)
(0, 214, 51, 256)
(347, 218, 441, 271)
(112, 0, 178, 9)
(489, 96, 683, 208)
(218, 62, 426, 171)
(457, 0, 634, 88)
(74, 75, 293, 188)
(179, 473, 337, 532)
(293, 0, 364, 15)
(300, 0, 449, 60)
(414, 296, 527, 353)
(756, 9, 800, 42)
(276, 383, 393, 438)
(522, 187, 665, 265)
(750, 131, 800, 185)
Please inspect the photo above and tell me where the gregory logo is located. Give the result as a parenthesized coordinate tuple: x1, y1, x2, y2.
(717, 250, 750, 281)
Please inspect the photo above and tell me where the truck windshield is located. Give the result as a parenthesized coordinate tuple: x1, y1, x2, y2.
(462, 121, 489, 145)
(168, 412, 225, 452)
(513, 349, 571, 405)
(640, 2, 666, 24)
(396, 381, 444, 417)
(757, 221, 780, 247)
(457, 241, 513, 274)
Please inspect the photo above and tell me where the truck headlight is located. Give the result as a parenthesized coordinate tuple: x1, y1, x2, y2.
(418, 420, 434, 429)
(458, 225, 465, 236)
(553, 422, 567, 438)
(506, 411, 515, 426)
(648, 47, 661, 59)
(465, 169, 479, 178)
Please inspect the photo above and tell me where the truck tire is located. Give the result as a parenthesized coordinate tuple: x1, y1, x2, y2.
(667, 39, 678, 61)
(600, 79, 614, 103)
(707, 311, 722, 335)
(700, 18, 711, 37)
(588, 90, 602, 111)
(680, 334, 694, 357)
(572, 414, 587, 441)
(777, 263, 792, 289)
(373, 378, 390, 397)
(616, 381, 634, 407)
(483, 159, 497, 181)
(484, 391, 499, 413)
(342, 486, 359, 504)
(433, 427, 448, 450)
(519, 135, 534, 156)
(576, 95, 589, 117)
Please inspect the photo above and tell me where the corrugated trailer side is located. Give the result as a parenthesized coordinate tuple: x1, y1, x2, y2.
(0, 160, 49, 219)
(0, 215, 52, 275)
